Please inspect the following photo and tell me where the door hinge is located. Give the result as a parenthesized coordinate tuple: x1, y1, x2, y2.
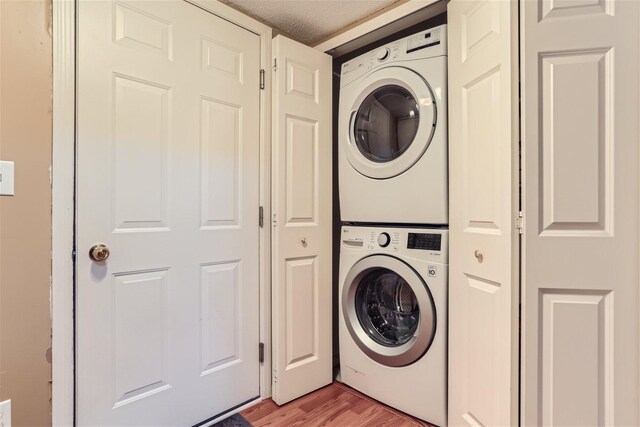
(259, 206, 264, 228)
(259, 69, 265, 90)
(516, 211, 524, 234)
(273, 58, 277, 72)
(259, 342, 265, 363)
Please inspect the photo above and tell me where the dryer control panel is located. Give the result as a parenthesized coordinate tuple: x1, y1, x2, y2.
(341, 225, 448, 263)
(406, 29, 444, 54)
(340, 24, 447, 88)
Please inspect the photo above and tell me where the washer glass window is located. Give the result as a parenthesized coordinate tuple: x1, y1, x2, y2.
(355, 267, 420, 346)
(354, 85, 420, 163)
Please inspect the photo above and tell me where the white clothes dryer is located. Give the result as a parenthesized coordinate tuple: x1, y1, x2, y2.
(339, 225, 447, 426)
(339, 25, 448, 224)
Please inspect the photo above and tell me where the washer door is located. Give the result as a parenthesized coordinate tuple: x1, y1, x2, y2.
(346, 66, 437, 179)
(342, 255, 436, 367)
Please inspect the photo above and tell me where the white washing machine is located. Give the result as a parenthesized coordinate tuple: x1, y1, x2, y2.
(339, 25, 448, 224)
(339, 225, 447, 426)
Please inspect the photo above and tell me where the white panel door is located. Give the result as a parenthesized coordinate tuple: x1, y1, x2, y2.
(521, 1, 640, 425)
(76, 1, 261, 425)
(448, 1, 519, 426)
(271, 35, 333, 405)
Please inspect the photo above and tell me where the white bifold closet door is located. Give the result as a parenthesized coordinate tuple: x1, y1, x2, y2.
(521, 1, 640, 425)
(76, 1, 262, 425)
(447, 1, 520, 426)
(271, 35, 333, 405)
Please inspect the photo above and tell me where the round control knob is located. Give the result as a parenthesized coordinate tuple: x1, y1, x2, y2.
(376, 48, 390, 61)
(377, 232, 391, 247)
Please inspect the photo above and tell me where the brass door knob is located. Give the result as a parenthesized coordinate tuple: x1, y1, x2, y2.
(89, 244, 110, 262)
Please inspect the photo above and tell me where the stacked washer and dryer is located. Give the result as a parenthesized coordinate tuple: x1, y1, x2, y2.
(337, 25, 448, 426)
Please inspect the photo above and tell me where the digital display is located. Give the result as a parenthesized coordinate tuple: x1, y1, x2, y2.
(407, 233, 441, 251)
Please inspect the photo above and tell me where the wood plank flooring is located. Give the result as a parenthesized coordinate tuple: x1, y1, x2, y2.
(241, 382, 434, 427)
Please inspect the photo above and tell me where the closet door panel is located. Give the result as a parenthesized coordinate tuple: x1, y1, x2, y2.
(448, 1, 520, 426)
(521, 1, 640, 425)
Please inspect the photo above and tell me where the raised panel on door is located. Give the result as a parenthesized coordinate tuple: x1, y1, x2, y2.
(200, 98, 242, 228)
(285, 257, 319, 367)
(76, 1, 262, 425)
(539, 49, 611, 234)
(286, 116, 318, 224)
(521, 1, 640, 425)
(448, 1, 519, 426)
(539, 290, 612, 426)
(463, 274, 503, 427)
(462, 66, 502, 233)
(113, 269, 170, 407)
(200, 261, 241, 374)
(272, 35, 332, 405)
(539, 0, 613, 20)
(113, 1, 172, 58)
(201, 38, 243, 81)
(112, 75, 170, 232)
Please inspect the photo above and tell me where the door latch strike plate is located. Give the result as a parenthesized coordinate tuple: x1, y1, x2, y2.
(259, 342, 264, 363)
(259, 206, 264, 228)
(260, 69, 265, 90)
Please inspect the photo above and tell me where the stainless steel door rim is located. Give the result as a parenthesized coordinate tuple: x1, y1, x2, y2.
(342, 254, 436, 367)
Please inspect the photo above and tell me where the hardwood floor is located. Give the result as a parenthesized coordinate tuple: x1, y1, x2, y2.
(241, 382, 434, 427)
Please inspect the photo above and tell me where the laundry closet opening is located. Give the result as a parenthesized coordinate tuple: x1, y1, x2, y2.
(329, 11, 449, 425)
(330, 10, 447, 382)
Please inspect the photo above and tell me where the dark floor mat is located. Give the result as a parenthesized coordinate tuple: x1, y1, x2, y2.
(210, 413, 253, 427)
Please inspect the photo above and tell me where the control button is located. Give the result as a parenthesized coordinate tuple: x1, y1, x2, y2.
(376, 47, 390, 61)
(377, 232, 391, 247)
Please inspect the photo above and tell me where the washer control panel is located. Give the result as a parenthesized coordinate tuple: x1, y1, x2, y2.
(342, 225, 448, 262)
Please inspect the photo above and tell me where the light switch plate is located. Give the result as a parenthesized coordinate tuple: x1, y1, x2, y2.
(0, 161, 15, 196)
(0, 399, 11, 427)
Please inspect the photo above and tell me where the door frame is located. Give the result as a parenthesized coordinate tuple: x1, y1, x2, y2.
(51, 1, 273, 425)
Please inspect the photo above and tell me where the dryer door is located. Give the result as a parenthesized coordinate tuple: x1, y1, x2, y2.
(342, 255, 436, 367)
(346, 66, 436, 179)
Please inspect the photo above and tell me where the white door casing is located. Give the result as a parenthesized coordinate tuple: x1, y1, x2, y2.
(520, 1, 640, 425)
(271, 35, 333, 405)
(76, 1, 263, 425)
(447, 1, 519, 426)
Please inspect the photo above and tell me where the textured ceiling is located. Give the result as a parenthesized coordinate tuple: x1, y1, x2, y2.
(221, 0, 400, 45)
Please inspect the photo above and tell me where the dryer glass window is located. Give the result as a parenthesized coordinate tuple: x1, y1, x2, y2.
(355, 267, 419, 346)
(354, 85, 420, 163)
